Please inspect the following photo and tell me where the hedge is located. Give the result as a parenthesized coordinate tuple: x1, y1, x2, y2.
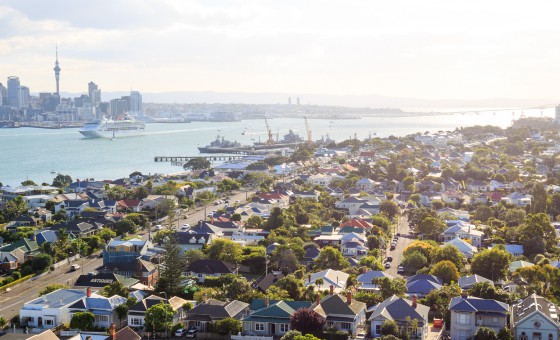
(0, 275, 33, 292)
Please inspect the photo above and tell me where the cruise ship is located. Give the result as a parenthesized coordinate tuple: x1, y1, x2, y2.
(79, 116, 146, 139)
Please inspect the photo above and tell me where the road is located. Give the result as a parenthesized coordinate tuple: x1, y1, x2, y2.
(0, 188, 256, 321)
(385, 214, 414, 277)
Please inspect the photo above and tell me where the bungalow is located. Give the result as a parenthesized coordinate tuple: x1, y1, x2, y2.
(305, 269, 349, 293)
(242, 299, 311, 336)
(185, 298, 249, 332)
(458, 275, 493, 290)
(512, 294, 560, 340)
(355, 178, 376, 191)
(68, 287, 127, 329)
(127, 295, 169, 330)
(335, 197, 367, 211)
(253, 272, 285, 293)
(492, 244, 524, 257)
(186, 259, 236, 283)
(357, 270, 394, 291)
(441, 191, 466, 206)
(406, 274, 443, 298)
(467, 180, 488, 192)
(20, 289, 88, 329)
(311, 292, 367, 336)
(369, 295, 429, 339)
(441, 221, 483, 247)
(443, 238, 477, 259)
(502, 192, 532, 207)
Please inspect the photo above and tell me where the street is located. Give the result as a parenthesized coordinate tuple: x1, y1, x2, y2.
(385, 214, 413, 277)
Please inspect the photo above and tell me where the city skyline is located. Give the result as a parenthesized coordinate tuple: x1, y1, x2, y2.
(1, 0, 559, 103)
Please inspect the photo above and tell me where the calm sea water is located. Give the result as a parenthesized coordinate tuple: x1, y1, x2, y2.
(0, 108, 553, 186)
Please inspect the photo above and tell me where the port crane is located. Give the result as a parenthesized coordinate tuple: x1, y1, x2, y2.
(264, 117, 274, 145)
(304, 116, 313, 143)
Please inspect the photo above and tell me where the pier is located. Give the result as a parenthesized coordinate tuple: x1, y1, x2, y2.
(154, 155, 248, 163)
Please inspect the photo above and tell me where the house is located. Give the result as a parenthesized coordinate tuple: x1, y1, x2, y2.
(492, 244, 524, 257)
(368, 295, 429, 339)
(512, 294, 560, 340)
(503, 192, 532, 207)
(34, 230, 58, 246)
(117, 199, 142, 212)
(301, 246, 320, 268)
(437, 208, 470, 221)
(406, 274, 443, 298)
(74, 272, 139, 289)
(441, 221, 483, 247)
(20, 289, 88, 329)
(253, 272, 285, 293)
(357, 270, 394, 291)
(50, 220, 101, 239)
(103, 238, 152, 265)
(355, 178, 376, 191)
(340, 237, 368, 258)
(127, 295, 166, 329)
(305, 269, 349, 293)
(335, 197, 367, 211)
(68, 287, 127, 329)
(311, 292, 367, 336)
(458, 275, 493, 290)
(100, 259, 158, 287)
(242, 299, 311, 336)
(467, 180, 488, 192)
(0, 238, 40, 265)
(185, 298, 249, 332)
(448, 293, 509, 340)
(186, 259, 236, 283)
(443, 238, 477, 259)
(509, 260, 534, 273)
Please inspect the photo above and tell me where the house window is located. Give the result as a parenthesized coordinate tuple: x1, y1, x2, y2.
(533, 333, 542, 340)
(341, 322, 352, 330)
(375, 325, 381, 335)
(255, 323, 265, 331)
(548, 335, 553, 340)
(457, 313, 470, 325)
(280, 324, 289, 333)
(492, 317, 498, 323)
(45, 320, 53, 326)
(521, 332, 528, 340)
(130, 318, 143, 326)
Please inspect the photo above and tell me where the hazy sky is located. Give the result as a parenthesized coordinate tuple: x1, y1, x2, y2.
(1, 0, 559, 100)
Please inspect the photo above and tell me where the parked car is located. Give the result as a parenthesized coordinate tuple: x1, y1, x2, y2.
(396, 232, 401, 236)
(175, 329, 187, 337)
(70, 264, 80, 271)
(397, 265, 405, 274)
(186, 328, 198, 338)
(390, 244, 396, 250)
(155, 224, 163, 231)
(181, 224, 190, 230)
(386, 256, 393, 262)
(384, 262, 391, 269)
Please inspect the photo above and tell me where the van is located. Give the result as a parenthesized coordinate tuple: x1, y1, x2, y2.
(70, 264, 80, 271)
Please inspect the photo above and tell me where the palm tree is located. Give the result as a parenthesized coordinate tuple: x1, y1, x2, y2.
(314, 278, 324, 290)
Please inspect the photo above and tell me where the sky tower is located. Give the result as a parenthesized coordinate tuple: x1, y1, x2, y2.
(53, 45, 61, 98)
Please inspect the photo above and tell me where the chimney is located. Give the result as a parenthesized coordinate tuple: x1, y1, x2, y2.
(265, 296, 270, 307)
(411, 294, 417, 308)
(316, 294, 321, 305)
(86, 287, 91, 298)
(346, 291, 352, 304)
(461, 289, 468, 299)
(308, 274, 311, 284)
(109, 322, 116, 340)
(329, 285, 334, 295)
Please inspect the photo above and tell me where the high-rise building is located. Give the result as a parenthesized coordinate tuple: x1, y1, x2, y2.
(88, 81, 101, 105)
(288, 97, 292, 105)
(0, 83, 5, 106)
(296, 96, 300, 105)
(109, 98, 128, 118)
(7, 76, 20, 108)
(53, 46, 61, 99)
(19, 86, 30, 108)
(128, 91, 142, 115)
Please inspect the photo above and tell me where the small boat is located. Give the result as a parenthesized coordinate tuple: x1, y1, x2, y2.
(50, 170, 56, 174)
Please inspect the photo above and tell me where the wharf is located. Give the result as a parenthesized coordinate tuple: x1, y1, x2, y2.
(154, 154, 248, 163)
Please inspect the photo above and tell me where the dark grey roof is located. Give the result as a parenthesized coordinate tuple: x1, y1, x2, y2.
(187, 259, 236, 274)
(187, 299, 249, 320)
(449, 296, 508, 314)
(312, 294, 366, 316)
(255, 272, 285, 293)
(512, 293, 560, 325)
(368, 295, 429, 323)
(458, 275, 493, 289)
(129, 295, 166, 312)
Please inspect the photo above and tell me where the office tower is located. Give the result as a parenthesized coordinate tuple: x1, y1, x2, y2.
(53, 46, 61, 99)
(109, 98, 128, 118)
(128, 91, 142, 115)
(88, 81, 101, 105)
(7, 76, 20, 108)
(0, 83, 5, 106)
(296, 96, 300, 105)
(19, 86, 30, 108)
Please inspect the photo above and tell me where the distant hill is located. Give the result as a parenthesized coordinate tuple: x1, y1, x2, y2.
(59, 90, 557, 109)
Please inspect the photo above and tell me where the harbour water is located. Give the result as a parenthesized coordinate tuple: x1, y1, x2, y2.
(0, 108, 554, 187)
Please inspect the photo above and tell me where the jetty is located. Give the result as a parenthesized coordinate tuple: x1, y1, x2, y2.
(154, 155, 248, 163)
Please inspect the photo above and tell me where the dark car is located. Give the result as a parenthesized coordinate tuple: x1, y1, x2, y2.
(386, 256, 393, 262)
(186, 329, 198, 338)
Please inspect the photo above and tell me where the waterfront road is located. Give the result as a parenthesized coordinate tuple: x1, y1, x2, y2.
(385, 214, 414, 278)
(0, 188, 256, 321)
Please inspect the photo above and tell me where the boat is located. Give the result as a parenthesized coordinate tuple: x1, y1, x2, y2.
(79, 116, 145, 139)
(254, 129, 304, 147)
(197, 134, 244, 153)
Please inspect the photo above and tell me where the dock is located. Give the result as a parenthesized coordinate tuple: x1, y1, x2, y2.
(154, 155, 248, 163)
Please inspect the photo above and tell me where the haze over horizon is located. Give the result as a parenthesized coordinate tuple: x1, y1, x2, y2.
(1, 0, 560, 106)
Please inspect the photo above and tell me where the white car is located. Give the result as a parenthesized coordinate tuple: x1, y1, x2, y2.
(155, 224, 163, 231)
(181, 224, 190, 230)
(175, 328, 187, 336)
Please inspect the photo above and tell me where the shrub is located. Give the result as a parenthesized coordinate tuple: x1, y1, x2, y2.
(11, 271, 21, 280)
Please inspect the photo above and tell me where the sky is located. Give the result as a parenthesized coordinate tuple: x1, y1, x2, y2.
(1, 0, 560, 102)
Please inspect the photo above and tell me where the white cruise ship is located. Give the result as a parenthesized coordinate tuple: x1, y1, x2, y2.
(79, 117, 146, 139)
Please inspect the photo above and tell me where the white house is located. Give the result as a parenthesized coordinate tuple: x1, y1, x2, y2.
(305, 269, 349, 293)
(20, 289, 88, 329)
(512, 294, 560, 340)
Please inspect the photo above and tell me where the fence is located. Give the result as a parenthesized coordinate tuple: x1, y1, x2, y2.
(231, 335, 273, 340)
(51, 254, 81, 270)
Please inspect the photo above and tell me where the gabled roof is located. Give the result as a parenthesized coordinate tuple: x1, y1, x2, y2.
(254, 272, 285, 293)
(512, 293, 560, 325)
(129, 295, 166, 312)
(406, 279, 442, 295)
(311, 293, 366, 317)
(0, 238, 39, 253)
(368, 295, 429, 323)
(449, 296, 508, 313)
(187, 259, 236, 274)
(458, 275, 493, 289)
(188, 299, 248, 320)
(357, 270, 394, 283)
(406, 274, 442, 285)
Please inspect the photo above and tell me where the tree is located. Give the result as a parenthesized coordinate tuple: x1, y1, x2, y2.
(183, 157, 211, 170)
(158, 235, 185, 296)
(475, 327, 498, 340)
(275, 275, 304, 300)
(230, 213, 242, 222)
(378, 277, 407, 300)
(281, 330, 303, 340)
(114, 219, 136, 235)
(469, 282, 512, 304)
(0, 316, 7, 333)
(430, 261, 459, 284)
(433, 245, 465, 271)
(184, 249, 206, 268)
(70, 311, 95, 331)
(531, 182, 547, 214)
(497, 328, 513, 340)
(417, 216, 446, 240)
(314, 247, 349, 271)
(471, 248, 512, 281)
(21, 179, 37, 186)
(402, 251, 428, 273)
(39, 284, 68, 296)
(289, 308, 325, 335)
(31, 254, 52, 273)
(205, 238, 243, 264)
(403, 241, 436, 261)
(473, 205, 493, 222)
(246, 215, 264, 228)
(381, 320, 399, 336)
(145, 302, 174, 333)
(213, 317, 242, 335)
(518, 213, 558, 256)
(379, 200, 399, 220)
(101, 281, 128, 298)
(272, 248, 299, 273)
(116, 304, 129, 327)
(98, 228, 116, 243)
(52, 174, 72, 188)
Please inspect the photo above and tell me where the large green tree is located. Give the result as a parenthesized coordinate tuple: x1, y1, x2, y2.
(157, 234, 185, 296)
(213, 317, 242, 335)
(205, 238, 243, 264)
(313, 246, 349, 271)
(518, 213, 558, 256)
(70, 312, 95, 331)
(471, 247, 512, 281)
(145, 302, 174, 333)
(530, 183, 547, 214)
(430, 260, 460, 284)
(183, 157, 211, 170)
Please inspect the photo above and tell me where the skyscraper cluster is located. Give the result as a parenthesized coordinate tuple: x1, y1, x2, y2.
(0, 48, 143, 123)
